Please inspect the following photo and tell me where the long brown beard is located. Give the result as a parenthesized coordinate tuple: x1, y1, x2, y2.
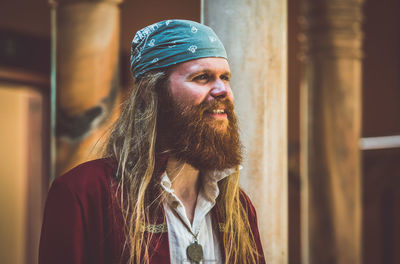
(157, 92, 242, 171)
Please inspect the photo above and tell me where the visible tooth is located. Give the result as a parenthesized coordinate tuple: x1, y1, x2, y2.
(212, 109, 225, 114)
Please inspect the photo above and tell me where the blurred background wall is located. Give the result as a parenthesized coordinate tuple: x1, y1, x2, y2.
(0, 0, 399, 263)
(287, 0, 400, 263)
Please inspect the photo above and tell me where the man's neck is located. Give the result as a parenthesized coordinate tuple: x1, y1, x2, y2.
(166, 157, 200, 224)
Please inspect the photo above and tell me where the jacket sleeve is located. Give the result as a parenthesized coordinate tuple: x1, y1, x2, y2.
(239, 189, 266, 264)
(39, 179, 87, 264)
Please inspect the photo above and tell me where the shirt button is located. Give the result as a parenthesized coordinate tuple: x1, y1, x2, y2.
(162, 181, 171, 189)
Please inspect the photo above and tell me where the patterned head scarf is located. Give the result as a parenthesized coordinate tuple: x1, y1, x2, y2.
(130, 19, 227, 79)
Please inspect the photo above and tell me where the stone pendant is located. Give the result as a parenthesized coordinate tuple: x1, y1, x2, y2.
(186, 241, 204, 263)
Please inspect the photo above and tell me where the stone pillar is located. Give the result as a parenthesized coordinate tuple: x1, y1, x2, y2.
(203, 1, 288, 263)
(52, 0, 122, 177)
(300, 0, 363, 263)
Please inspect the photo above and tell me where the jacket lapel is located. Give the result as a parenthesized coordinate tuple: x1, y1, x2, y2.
(212, 204, 227, 262)
(148, 154, 171, 264)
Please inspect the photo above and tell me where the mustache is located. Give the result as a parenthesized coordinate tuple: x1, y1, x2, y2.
(180, 98, 235, 117)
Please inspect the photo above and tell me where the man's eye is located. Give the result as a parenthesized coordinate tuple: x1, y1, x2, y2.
(193, 74, 208, 81)
(221, 75, 230, 81)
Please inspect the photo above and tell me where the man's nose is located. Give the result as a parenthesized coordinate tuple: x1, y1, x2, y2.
(210, 79, 229, 99)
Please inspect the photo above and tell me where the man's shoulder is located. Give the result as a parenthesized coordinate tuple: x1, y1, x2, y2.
(238, 188, 265, 263)
(51, 158, 117, 198)
(238, 188, 258, 218)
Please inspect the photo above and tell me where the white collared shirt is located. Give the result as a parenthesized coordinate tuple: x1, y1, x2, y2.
(161, 168, 237, 264)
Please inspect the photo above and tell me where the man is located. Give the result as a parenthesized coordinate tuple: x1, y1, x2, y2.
(39, 20, 265, 264)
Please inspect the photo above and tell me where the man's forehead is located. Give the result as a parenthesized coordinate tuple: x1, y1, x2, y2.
(171, 57, 231, 75)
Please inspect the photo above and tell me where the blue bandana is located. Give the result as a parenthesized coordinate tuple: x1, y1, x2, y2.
(130, 19, 227, 79)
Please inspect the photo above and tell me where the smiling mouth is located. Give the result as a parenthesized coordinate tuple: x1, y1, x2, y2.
(212, 109, 225, 114)
(205, 108, 227, 119)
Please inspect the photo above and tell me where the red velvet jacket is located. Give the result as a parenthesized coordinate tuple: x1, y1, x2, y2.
(39, 158, 265, 264)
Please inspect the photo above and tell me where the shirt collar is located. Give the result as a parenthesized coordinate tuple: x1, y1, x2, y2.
(160, 165, 242, 204)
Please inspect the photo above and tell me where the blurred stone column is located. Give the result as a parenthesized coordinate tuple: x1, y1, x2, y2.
(52, 0, 122, 176)
(203, 1, 288, 263)
(300, 0, 363, 263)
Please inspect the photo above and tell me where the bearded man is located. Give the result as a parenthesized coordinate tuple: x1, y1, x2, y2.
(39, 20, 265, 264)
